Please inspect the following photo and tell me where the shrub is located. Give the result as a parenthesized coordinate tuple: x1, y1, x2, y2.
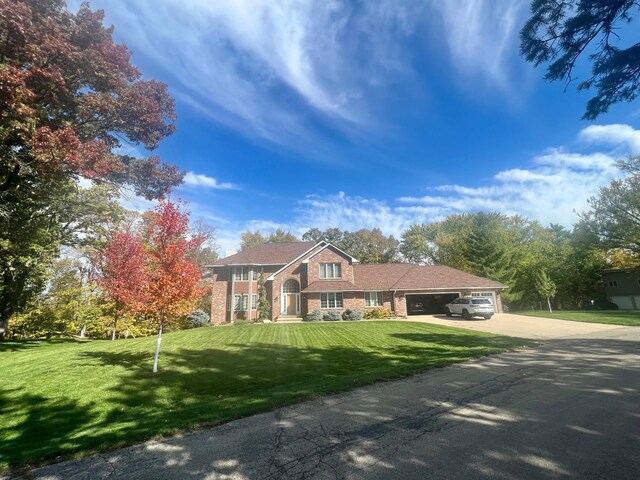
(233, 318, 253, 326)
(187, 309, 210, 328)
(342, 309, 363, 321)
(304, 309, 323, 322)
(323, 310, 342, 321)
(363, 307, 394, 319)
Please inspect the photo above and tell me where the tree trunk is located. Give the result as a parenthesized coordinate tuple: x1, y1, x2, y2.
(153, 323, 163, 373)
(79, 323, 86, 338)
(0, 316, 8, 340)
(547, 297, 553, 313)
(111, 316, 117, 341)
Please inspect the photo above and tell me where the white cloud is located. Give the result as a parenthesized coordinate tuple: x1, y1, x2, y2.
(72, 0, 529, 148)
(429, 0, 529, 94)
(182, 172, 236, 190)
(578, 124, 640, 154)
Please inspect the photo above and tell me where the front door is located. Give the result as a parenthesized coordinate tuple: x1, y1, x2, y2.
(286, 294, 298, 315)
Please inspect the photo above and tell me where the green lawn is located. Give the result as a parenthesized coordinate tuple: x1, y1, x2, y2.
(0, 321, 529, 472)
(513, 310, 640, 326)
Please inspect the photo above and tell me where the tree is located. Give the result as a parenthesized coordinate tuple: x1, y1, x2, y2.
(535, 270, 557, 313)
(399, 224, 435, 265)
(302, 227, 399, 263)
(0, 180, 126, 337)
(0, 0, 181, 199)
(142, 200, 205, 373)
(520, 0, 640, 119)
(95, 232, 149, 340)
(579, 157, 640, 254)
(0, 0, 181, 338)
(256, 270, 270, 322)
(240, 228, 299, 250)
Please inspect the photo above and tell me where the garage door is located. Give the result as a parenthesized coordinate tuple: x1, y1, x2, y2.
(406, 293, 459, 315)
(611, 295, 635, 310)
(471, 292, 498, 312)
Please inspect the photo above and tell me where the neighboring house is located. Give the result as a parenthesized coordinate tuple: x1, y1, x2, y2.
(209, 241, 506, 324)
(601, 268, 640, 310)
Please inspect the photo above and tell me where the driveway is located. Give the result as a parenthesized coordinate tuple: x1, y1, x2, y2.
(31, 326, 640, 480)
(404, 312, 629, 339)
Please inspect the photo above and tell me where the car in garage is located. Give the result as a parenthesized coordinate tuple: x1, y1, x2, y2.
(445, 296, 494, 319)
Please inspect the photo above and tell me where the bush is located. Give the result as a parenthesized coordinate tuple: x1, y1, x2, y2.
(364, 307, 394, 319)
(187, 309, 210, 328)
(323, 310, 342, 321)
(304, 309, 323, 322)
(342, 309, 363, 321)
(233, 318, 253, 326)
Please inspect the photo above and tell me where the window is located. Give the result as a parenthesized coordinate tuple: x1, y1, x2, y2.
(251, 294, 257, 310)
(252, 270, 259, 281)
(365, 291, 384, 307)
(320, 263, 341, 279)
(320, 292, 343, 308)
(283, 279, 300, 293)
(234, 267, 249, 281)
(234, 294, 248, 311)
(608, 280, 618, 287)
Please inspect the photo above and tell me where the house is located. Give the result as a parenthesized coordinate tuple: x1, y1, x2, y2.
(209, 241, 506, 324)
(601, 268, 640, 310)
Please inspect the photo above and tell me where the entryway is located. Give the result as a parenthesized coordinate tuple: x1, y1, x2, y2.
(282, 279, 300, 316)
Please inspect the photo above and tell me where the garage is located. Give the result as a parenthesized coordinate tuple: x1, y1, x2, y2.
(406, 293, 459, 315)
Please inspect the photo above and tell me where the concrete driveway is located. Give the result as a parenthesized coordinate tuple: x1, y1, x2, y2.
(30, 325, 640, 480)
(404, 312, 630, 339)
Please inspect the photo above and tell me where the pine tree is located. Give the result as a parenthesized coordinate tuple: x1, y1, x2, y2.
(257, 271, 271, 322)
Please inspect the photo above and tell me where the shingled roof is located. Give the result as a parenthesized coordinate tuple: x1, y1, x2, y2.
(213, 242, 316, 266)
(353, 264, 505, 291)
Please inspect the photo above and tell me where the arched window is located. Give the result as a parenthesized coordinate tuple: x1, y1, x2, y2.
(282, 279, 300, 293)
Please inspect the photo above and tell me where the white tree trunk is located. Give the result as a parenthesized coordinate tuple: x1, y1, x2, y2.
(547, 297, 553, 313)
(153, 324, 163, 373)
(79, 324, 86, 339)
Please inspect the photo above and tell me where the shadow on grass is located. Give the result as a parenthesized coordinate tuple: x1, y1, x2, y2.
(0, 338, 88, 353)
(1, 333, 526, 473)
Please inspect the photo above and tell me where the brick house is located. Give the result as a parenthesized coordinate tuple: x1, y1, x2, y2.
(210, 241, 505, 324)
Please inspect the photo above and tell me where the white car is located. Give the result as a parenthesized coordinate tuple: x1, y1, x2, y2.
(444, 297, 494, 320)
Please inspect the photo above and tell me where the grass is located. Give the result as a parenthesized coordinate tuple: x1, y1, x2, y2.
(513, 310, 640, 326)
(0, 321, 529, 472)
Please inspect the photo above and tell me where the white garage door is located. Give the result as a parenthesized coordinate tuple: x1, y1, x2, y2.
(471, 292, 497, 312)
(611, 296, 635, 310)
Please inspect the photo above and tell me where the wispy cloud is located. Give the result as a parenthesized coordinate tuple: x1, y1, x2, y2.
(182, 172, 236, 190)
(76, 0, 530, 149)
(211, 124, 637, 250)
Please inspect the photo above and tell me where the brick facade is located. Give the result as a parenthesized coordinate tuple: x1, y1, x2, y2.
(210, 241, 505, 323)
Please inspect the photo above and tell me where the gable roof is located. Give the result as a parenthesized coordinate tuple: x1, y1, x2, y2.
(213, 242, 316, 266)
(353, 264, 506, 290)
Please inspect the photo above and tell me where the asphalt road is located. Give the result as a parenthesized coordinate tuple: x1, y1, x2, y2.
(30, 325, 640, 480)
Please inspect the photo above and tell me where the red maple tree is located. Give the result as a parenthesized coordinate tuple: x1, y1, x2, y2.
(142, 200, 206, 372)
(96, 232, 149, 340)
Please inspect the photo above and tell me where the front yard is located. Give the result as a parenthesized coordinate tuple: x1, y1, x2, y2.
(0, 321, 529, 473)
(513, 310, 640, 326)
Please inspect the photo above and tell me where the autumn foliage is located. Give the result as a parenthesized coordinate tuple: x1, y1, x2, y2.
(142, 200, 206, 329)
(95, 200, 205, 336)
(0, 0, 182, 198)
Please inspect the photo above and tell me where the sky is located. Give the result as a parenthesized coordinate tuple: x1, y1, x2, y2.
(69, 0, 640, 252)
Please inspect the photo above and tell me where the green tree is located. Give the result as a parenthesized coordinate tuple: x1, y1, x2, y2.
(240, 229, 299, 250)
(302, 227, 398, 263)
(257, 270, 270, 322)
(536, 270, 557, 313)
(578, 157, 640, 254)
(0, 180, 125, 336)
(520, 0, 640, 119)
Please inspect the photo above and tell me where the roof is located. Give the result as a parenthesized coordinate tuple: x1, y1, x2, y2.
(303, 280, 361, 292)
(353, 264, 506, 291)
(213, 242, 316, 266)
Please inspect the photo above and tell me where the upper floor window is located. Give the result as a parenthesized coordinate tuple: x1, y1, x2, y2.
(320, 263, 341, 279)
(365, 291, 384, 307)
(608, 280, 618, 287)
(234, 267, 258, 282)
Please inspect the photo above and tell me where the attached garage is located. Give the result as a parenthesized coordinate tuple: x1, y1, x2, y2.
(406, 293, 459, 315)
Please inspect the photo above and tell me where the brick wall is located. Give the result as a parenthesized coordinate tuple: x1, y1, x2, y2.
(210, 271, 228, 325)
(307, 247, 354, 283)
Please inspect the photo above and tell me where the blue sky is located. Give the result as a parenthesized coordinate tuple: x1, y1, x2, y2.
(71, 0, 640, 251)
